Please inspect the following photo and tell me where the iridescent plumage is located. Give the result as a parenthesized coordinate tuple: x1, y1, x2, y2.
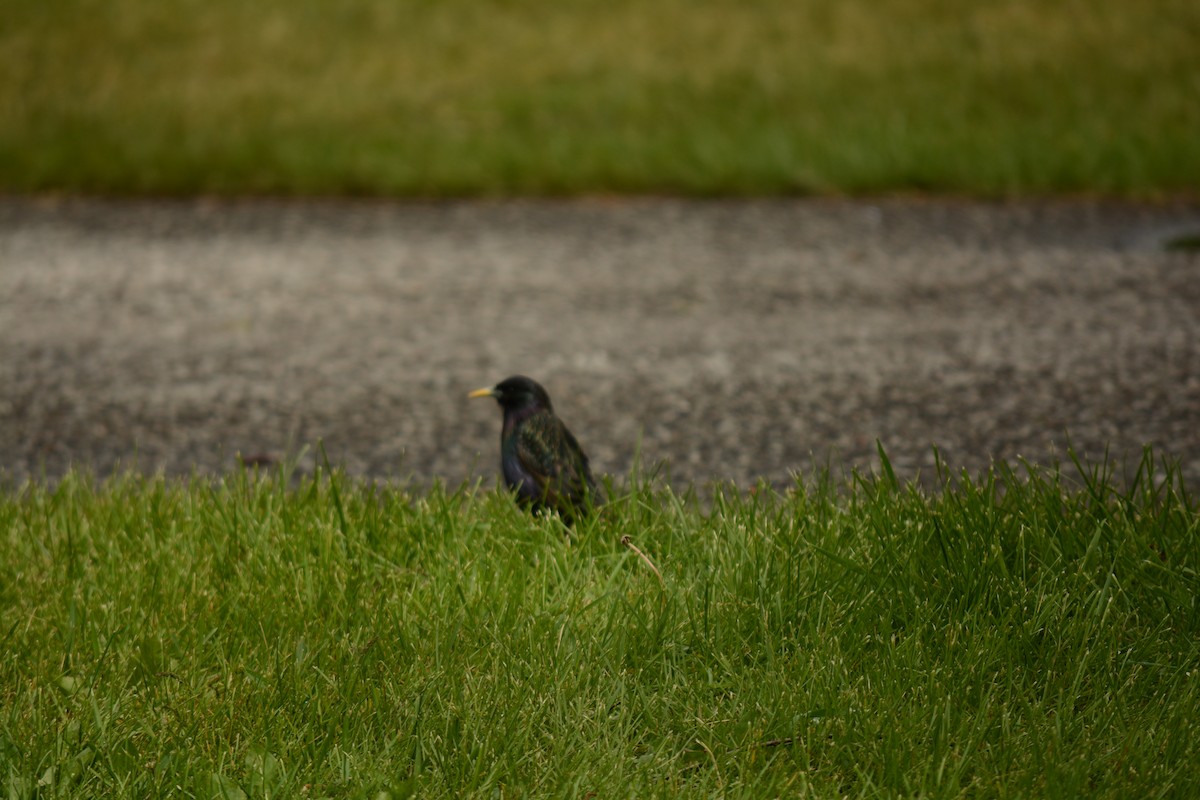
(470, 375, 600, 523)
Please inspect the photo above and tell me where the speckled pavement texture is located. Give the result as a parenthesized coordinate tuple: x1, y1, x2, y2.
(2, 197, 1198, 490)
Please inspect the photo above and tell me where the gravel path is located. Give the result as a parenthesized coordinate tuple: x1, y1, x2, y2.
(2, 197, 1198, 490)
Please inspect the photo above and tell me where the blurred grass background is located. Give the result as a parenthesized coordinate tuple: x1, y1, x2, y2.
(1, 0, 1197, 196)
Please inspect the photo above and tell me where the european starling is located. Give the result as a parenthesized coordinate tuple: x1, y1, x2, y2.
(469, 375, 601, 522)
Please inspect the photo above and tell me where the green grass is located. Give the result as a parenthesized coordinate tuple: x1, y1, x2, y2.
(1, 0, 1198, 196)
(2, 450, 1198, 798)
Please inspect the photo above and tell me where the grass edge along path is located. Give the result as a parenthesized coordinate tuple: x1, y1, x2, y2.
(1, 447, 1198, 798)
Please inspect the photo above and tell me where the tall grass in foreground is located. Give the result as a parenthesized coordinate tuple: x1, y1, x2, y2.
(1, 0, 1198, 196)
(1, 451, 1197, 798)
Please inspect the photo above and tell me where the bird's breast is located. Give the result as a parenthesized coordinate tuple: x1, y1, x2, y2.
(500, 449, 539, 501)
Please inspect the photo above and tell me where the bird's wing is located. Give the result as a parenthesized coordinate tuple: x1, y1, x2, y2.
(515, 411, 598, 513)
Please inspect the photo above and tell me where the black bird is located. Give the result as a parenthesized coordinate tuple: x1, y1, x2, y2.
(469, 375, 601, 522)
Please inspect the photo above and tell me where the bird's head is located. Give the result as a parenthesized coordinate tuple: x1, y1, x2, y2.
(469, 375, 554, 413)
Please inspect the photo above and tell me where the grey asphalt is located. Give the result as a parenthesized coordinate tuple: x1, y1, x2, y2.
(2, 197, 1198, 490)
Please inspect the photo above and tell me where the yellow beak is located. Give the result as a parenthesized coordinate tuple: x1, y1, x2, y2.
(468, 387, 495, 399)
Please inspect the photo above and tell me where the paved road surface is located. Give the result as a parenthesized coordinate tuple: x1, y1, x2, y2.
(2, 197, 1198, 490)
